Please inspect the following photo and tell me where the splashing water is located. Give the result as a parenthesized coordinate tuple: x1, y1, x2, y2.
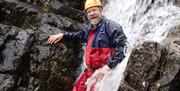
(86, 0, 180, 91)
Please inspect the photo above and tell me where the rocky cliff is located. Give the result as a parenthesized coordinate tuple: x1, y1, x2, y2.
(0, 0, 85, 91)
(118, 21, 180, 91)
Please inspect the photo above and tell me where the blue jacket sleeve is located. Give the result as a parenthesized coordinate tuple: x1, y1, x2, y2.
(63, 29, 88, 43)
(107, 21, 127, 69)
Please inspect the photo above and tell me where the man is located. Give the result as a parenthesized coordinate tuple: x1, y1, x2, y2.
(48, 0, 127, 91)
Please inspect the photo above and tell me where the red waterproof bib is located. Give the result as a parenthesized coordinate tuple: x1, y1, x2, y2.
(85, 29, 114, 69)
(73, 29, 113, 91)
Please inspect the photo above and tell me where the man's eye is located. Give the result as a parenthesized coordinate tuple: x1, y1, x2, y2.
(92, 9, 96, 12)
(87, 10, 91, 13)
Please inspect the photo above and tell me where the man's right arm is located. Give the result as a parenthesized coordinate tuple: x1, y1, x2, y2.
(63, 29, 87, 42)
(48, 29, 87, 44)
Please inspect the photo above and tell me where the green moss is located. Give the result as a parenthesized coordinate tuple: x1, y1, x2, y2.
(50, 61, 58, 76)
(28, 0, 50, 13)
(23, 14, 39, 28)
(142, 72, 148, 78)
(47, 61, 58, 84)
(42, 6, 49, 13)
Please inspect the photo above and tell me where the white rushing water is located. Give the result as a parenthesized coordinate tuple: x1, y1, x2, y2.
(86, 0, 180, 91)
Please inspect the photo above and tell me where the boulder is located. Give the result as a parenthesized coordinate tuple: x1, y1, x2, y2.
(0, 24, 34, 74)
(0, 74, 15, 91)
(119, 41, 162, 91)
(156, 24, 180, 91)
(118, 24, 180, 91)
(175, 0, 180, 6)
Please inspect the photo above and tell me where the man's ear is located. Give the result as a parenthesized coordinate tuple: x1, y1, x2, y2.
(99, 7, 104, 15)
(99, 6, 103, 12)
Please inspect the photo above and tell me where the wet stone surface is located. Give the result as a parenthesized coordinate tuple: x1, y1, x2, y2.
(0, 0, 84, 90)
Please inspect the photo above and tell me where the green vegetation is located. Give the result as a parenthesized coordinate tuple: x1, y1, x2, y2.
(50, 61, 58, 79)
(26, 0, 50, 12)
(47, 60, 58, 86)
(23, 14, 39, 28)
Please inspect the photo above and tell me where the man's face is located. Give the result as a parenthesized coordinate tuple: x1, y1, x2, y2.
(86, 6, 102, 25)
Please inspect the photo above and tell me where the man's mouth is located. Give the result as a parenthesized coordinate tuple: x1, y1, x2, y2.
(90, 16, 97, 20)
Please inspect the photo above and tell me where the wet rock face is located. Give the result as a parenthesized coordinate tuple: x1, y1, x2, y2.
(50, 0, 86, 23)
(119, 24, 180, 91)
(175, 0, 180, 6)
(119, 41, 162, 91)
(0, 74, 15, 91)
(53, 0, 85, 10)
(28, 24, 82, 91)
(160, 24, 180, 91)
(0, 0, 39, 28)
(0, 25, 34, 74)
(0, 0, 85, 91)
(0, 24, 35, 91)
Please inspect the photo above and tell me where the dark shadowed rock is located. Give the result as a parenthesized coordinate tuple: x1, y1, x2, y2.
(49, 0, 86, 23)
(0, 74, 15, 91)
(39, 13, 84, 31)
(156, 24, 180, 91)
(119, 41, 162, 91)
(27, 24, 83, 91)
(50, 0, 84, 10)
(0, 0, 39, 28)
(175, 0, 180, 6)
(0, 0, 84, 91)
(119, 24, 180, 91)
(51, 4, 86, 23)
(0, 24, 35, 74)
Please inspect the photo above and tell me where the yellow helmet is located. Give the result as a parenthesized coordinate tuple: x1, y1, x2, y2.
(84, 0, 103, 11)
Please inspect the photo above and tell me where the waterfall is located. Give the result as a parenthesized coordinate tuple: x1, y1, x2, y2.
(86, 0, 180, 91)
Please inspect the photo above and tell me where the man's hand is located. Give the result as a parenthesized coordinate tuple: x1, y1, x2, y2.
(48, 33, 64, 44)
(96, 65, 111, 81)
